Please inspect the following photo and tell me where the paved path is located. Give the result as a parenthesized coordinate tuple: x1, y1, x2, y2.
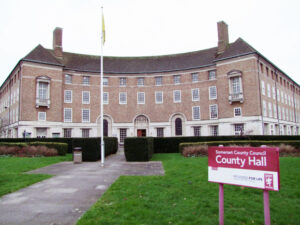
(0, 149, 164, 225)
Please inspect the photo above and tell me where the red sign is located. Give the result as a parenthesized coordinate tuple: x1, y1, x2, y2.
(208, 146, 280, 191)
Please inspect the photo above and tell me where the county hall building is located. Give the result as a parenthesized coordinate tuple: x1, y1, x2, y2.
(0, 21, 299, 143)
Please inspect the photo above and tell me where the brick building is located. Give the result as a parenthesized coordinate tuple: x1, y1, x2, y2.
(0, 21, 299, 142)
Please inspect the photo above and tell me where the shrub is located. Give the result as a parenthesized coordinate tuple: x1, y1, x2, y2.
(124, 137, 154, 161)
(0, 144, 59, 157)
(182, 145, 208, 157)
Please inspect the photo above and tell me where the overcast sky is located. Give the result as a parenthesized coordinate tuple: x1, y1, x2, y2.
(0, 0, 300, 85)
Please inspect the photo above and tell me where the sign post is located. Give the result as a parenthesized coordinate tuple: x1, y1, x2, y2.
(208, 146, 280, 225)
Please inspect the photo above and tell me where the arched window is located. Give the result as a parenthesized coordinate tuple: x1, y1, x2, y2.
(175, 118, 182, 136)
(103, 119, 108, 137)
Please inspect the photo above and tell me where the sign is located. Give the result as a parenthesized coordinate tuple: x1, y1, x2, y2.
(208, 146, 280, 191)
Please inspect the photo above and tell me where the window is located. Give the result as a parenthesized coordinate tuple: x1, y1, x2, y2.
(82, 109, 90, 123)
(120, 128, 127, 143)
(192, 73, 198, 82)
(82, 76, 90, 85)
(137, 77, 144, 86)
(234, 107, 242, 117)
(119, 92, 127, 104)
(192, 88, 200, 101)
(281, 91, 284, 103)
(278, 106, 281, 120)
(103, 77, 108, 86)
(82, 91, 90, 104)
(209, 86, 217, 100)
(175, 118, 182, 136)
(208, 70, 216, 80)
(156, 128, 164, 137)
(262, 101, 267, 117)
(82, 129, 90, 138)
(173, 75, 181, 84)
(267, 84, 271, 98)
(103, 119, 108, 136)
(103, 92, 109, 104)
(234, 124, 244, 135)
(277, 89, 280, 101)
(210, 104, 218, 119)
(261, 81, 265, 95)
(36, 128, 47, 138)
(194, 126, 201, 136)
(155, 76, 162, 86)
(120, 77, 127, 86)
(272, 87, 276, 100)
(192, 106, 200, 120)
(64, 90, 72, 103)
(52, 133, 60, 138)
(137, 92, 145, 104)
(65, 74, 72, 84)
(38, 112, 46, 121)
(63, 128, 72, 138)
(210, 125, 218, 136)
(173, 90, 181, 103)
(64, 108, 72, 122)
(38, 82, 49, 100)
(273, 104, 277, 119)
(268, 102, 273, 117)
(155, 91, 163, 104)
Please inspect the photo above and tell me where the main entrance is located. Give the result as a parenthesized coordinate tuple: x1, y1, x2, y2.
(137, 129, 146, 137)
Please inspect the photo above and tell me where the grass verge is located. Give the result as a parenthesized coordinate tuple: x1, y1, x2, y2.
(77, 154, 300, 225)
(0, 154, 72, 197)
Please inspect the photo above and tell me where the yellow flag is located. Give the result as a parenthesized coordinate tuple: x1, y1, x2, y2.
(102, 13, 105, 45)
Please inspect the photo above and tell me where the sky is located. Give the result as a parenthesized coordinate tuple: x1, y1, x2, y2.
(0, 0, 300, 85)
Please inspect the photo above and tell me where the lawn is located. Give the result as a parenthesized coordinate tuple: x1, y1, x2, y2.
(0, 154, 72, 197)
(77, 154, 300, 225)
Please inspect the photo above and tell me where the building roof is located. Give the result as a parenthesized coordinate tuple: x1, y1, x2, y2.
(22, 38, 257, 74)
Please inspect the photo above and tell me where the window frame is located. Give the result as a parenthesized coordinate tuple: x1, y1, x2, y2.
(137, 77, 145, 86)
(234, 107, 242, 117)
(137, 92, 145, 104)
(208, 70, 216, 80)
(209, 104, 218, 119)
(155, 91, 163, 104)
(38, 112, 46, 121)
(209, 86, 217, 100)
(192, 88, 200, 101)
(119, 92, 127, 104)
(64, 108, 72, 122)
(82, 91, 90, 104)
(155, 76, 162, 86)
(192, 106, 201, 120)
(82, 109, 90, 123)
(120, 77, 127, 86)
(103, 92, 109, 104)
(82, 76, 90, 86)
(173, 75, 181, 85)
(64, 90, 72, 103)
(191, 73, 198, 83)
(173, 90, 181, 103)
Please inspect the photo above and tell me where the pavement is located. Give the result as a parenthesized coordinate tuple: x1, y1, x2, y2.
(0, 148, 165, 225)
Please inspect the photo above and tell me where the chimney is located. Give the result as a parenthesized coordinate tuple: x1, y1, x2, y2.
(53, 27, 63, 58)
(217, 21, 229, 55)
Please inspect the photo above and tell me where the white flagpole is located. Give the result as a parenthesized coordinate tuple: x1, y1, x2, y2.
(100, 5, 105, 167)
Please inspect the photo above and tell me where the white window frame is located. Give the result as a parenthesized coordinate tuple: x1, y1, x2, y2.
(64, 74, 72, 84)
(261, 81, 265, 95)
(103, 92, 109, 104)
(267, 83, 271, 98)
(155, 76, 162, 86)
(103, 77, 108, 86)
(192, 73, 198, 83)
(272, 87, 276, 100)
(263, 100, 267, 117)
(120, 77, 127, 86)
(234, 107, 242, 117)
(209, 86, 217, 100)
(173, 75, 181, 85)
(273, 104, 277, 119)
(137, 77, 145, 86)
(82, 91, 90, 104)
(64, 108, 72, 122)
(82, 109, 90, 123)
(208, 70, 216, 80)
(173, 90, 181, 103)
(268, 102, 273, 118)
(82, 76, 90, 85)
(234, 124, 244, 135)
(193, 126, 201, 136)
(38, 112, 46, 121)
(64, 90, 72, 103)
(192, 106, 200, 120)
(82, 128, 90, 138)
(192, 88, 200, 101)
(119, 92, 127, 104)
(210, 104, 218, 119)
(137, 92, 145, 104)
(155, 91, 163, 104)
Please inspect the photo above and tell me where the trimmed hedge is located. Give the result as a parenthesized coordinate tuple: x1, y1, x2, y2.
(72, 137, 118, 161)
(124, 137, 154, 161)
(0, 142, 68, 155)
(153, 135, 300, 153)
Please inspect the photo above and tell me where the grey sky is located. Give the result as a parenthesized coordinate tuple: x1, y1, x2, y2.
(0, 0, 299, 85)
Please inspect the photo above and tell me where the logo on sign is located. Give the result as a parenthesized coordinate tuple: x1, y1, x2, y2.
(264, 174, 274, 190)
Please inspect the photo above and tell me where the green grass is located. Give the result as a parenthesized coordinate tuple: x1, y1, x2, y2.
(77, 154, 300, 225)
(0, 154, 72, 197)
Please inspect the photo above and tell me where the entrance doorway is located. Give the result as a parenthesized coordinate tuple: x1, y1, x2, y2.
(137, 129, 146, 137)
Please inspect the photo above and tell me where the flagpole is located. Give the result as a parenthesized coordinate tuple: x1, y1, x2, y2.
(100, 5, 105, 167)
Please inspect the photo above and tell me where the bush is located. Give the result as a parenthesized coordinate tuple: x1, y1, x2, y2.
(0, 144, 59, 157)
(182, 145, 208, 157)
(124, 137, 154, 161)
(28, 142, 67, 155)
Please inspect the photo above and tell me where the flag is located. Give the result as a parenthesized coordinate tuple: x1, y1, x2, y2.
(102, 13, 105, 45)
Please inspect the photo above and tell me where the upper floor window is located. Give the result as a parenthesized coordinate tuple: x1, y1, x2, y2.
(120, 77, 127, 86)
(36, 76, 51, 108)
(137, 77, 144, 86)
(64, 74, 72, 84)
(38, 112, 46, 121)
(64, 90, 72, 103)
(234, 107, 242, 117)
(192, 106, 200, 120)
(103, 77, 108, 86)
(208, 70, 216, 80)
(119, 92, 127, 104)
(192, 88, 200, 101)
(82, 76, 90, 85)
(137, 92, 145, 104)
(82, 109, 90, 123)
(103, 92, 109, 104)
(155, 76, 162, 86)
(192, 73, 198, 82)
(261, 80, 265, 95)
(155, 91, 163, 104)
(173, 75, 181, 84)
(228, 70, 243, 104)
(39, 82, 49, 100)
(209, 86, 217, 100)
(64, 108, 72, 122)
(173, 90, 181, 103)
(234, 124, 244, 135)
(82, 91, 90, 104)
(210, 104, 218, 119)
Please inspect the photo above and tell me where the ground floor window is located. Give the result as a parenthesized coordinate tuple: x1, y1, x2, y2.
(64, 128, 72, 138)
(210, 125, 218, 136)
(234, 124, 244, 135)
(120, 128, 127, 143)
(103, 119, 108, 136)
(36, 128, 47, 138)
(175, 118, 182, 136)
(82, 129, 90, 138)
(52, 133, 60, 138)
(156, 128, 164, 137)
(193, 126, 201, 136)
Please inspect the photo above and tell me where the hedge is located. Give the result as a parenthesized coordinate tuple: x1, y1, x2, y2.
(72, 137, 118, 161)
(179, 140, 300, 154)
(153, 135, 300, 153)
(0, 142, 68, 155)
(124, 137, 154, 161)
